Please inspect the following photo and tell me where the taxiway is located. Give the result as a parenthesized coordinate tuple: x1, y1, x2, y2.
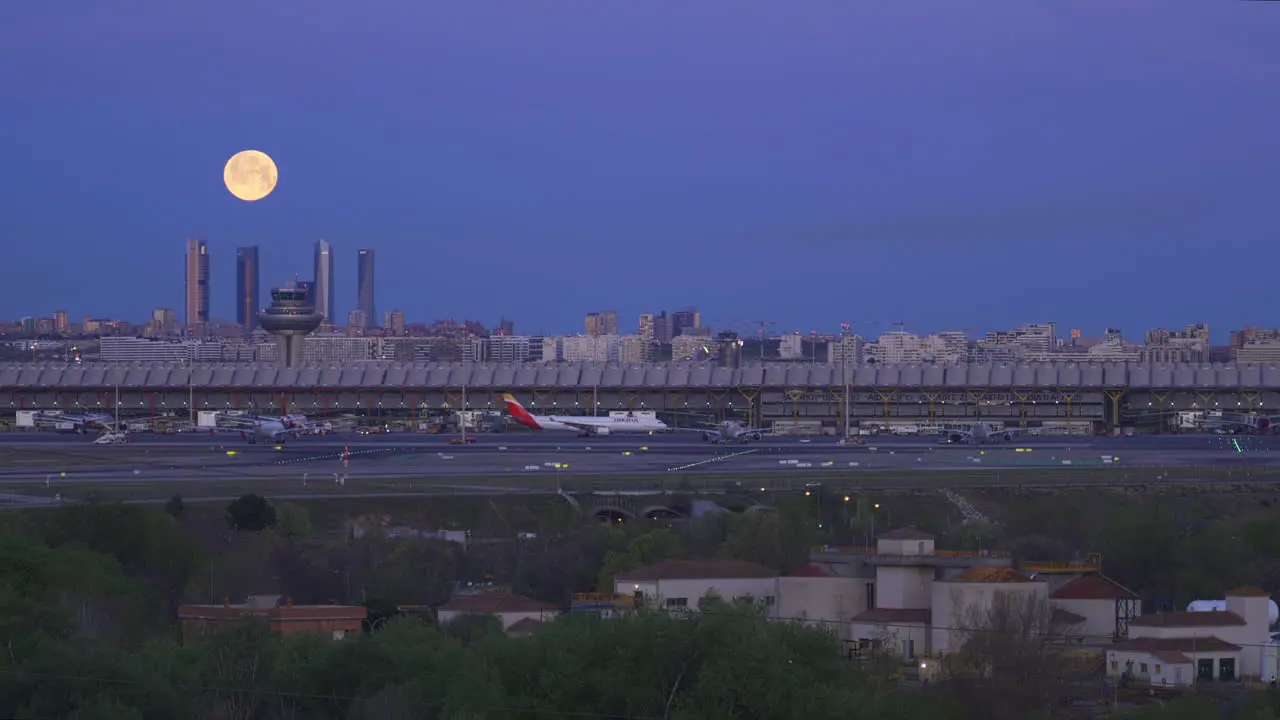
(0, 430, 1276, 504)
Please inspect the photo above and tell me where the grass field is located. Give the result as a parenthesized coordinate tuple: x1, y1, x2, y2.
(6, 464, 1280, 505)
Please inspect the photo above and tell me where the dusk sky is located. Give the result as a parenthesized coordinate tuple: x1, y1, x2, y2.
(2, 1, 1278, 341)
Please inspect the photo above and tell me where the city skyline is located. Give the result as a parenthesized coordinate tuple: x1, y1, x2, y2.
(2, 239, 1266, 344)
(3, 4, 1278, 337)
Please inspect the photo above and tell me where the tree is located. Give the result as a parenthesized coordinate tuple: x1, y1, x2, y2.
(938, 589, 1067, 720)
(443, 613, 504, 646)
(225, 494, 277, 532)
(164, 494, 185, 520)
(273, 502, 313, 540)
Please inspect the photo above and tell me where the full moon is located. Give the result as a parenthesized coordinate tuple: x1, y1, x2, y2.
(223, 150, 278, 202)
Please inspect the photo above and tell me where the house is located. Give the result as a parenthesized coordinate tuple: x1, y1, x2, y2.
(1105, 587, 1274, 685)
(1049, 574, 1141, 642)
(437, 592, 558, 633)
(177, 595, 366, 644)
(613, 559, 779, 611)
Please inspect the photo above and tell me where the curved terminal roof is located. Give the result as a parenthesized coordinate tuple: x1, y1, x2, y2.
(2, 361, 1279, 390)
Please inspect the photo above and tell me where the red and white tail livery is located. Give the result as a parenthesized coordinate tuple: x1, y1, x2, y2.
(502, 393, 668, 436)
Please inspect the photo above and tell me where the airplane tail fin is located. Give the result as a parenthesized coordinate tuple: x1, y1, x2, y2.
(502, 393, 539, 429)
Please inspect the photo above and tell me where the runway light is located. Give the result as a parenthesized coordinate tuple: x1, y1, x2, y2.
(226, 451, 237, 456)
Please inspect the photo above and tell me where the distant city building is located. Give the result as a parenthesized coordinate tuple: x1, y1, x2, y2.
(150, 308, 176, 337)
(184, 239, 210, 330)
(347, 309, 367, 330)
(235, 246, 260, 331)
(313, 240, 334, 323)
(618, 335, 652, 363)
(584, 311, 618, 336)
(53, 311, 68, 334)
(384, 310, 406, 335)
(638, 314, 655, 342)
(356, 248, 375, 329)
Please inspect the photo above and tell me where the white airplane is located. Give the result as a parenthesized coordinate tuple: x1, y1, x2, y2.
(938, 422, 1035, 444)
(502, 394, 669, 437)
(672, 419, 773, 444)
(206, 413, 311, 444)
(35, 411, 114, 432)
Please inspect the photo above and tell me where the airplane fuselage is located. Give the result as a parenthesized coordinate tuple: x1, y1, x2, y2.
(530, 415, 667, 435)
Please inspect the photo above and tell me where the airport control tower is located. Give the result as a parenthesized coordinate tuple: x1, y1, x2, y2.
(258, 283, 322, 367)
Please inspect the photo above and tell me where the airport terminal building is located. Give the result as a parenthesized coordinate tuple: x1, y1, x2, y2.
(1, 361, 1278, 432)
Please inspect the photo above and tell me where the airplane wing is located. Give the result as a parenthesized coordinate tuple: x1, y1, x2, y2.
(669, 426, 724, 438)
(555, 419, 602, 433)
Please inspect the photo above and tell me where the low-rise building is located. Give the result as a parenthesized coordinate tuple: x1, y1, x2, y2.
(177, 595, 366, 644)
(437, 592, 559, 633)
(1049, 574, 1141, 643)
(1106, 587, 1274, 685)
(776, 563, 868, 636)
(614, 559, 779, 611)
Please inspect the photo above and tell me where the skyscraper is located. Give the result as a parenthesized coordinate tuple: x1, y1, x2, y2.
(313, 240, 334, 322)
(356, 248, 376, 328)
(184, 239, 209, 331)
(235, 246, 260, 330)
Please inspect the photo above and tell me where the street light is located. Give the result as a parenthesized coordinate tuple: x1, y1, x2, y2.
(840, 323, 851, 440)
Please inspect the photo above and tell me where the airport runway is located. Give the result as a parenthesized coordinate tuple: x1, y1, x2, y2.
(1, 431, 1278, 483)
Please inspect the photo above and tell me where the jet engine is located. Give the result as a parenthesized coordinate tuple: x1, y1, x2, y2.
(593, 427, 611, 436)
(748, 432, 762, 441)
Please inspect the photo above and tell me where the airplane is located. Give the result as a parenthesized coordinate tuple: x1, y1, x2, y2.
(937, 421, 1036, 444)
(205, 413, 311, 444)
(1185, 410, 1272, 434)
(671, 419, 773, 444)
(502, 394, 669, 437)
(34, 411, 114, 433)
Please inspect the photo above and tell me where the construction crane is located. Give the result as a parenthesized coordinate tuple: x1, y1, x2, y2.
(752, 320, 777, 361)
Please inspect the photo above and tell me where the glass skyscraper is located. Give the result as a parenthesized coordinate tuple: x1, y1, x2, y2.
(313, 239, 334, 322)
(235, 246, 260, 330)
(356, 248, 375, 328)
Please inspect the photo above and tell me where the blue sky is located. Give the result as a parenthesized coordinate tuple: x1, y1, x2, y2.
(2, 1, 1278, 341)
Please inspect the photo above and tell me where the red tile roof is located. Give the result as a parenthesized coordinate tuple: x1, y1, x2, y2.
(615, 559, 778, 582)
(1114, 636, 1240, 653)
(1152, 651, 1193, 665)
(1129, 611, 1246, 628)
(852, 608, 932, 624)
(1050, 575, 1138, 600)
(953, 568, 1032, 583)
(438, 593, 556, 615)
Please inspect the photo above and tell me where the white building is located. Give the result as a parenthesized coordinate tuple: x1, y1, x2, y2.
(866, 332, 922, 364)
(614, 559, 779, 611)
(826, 334, 863, 366)
(779, 334, 805, 360)
(1105, 587, 1275, 685)
(775, 563, 869, 637)
(671, 335, 709, 361)
(920, 332, 968, 364)
(618, 335, 653, 364)
(842, 528, 1080, 663)
(562, 334, 620, 362)
(929, 568, 1050, 656)
(1048, 574, 1140, 643)
(437, 592, 558, 634)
